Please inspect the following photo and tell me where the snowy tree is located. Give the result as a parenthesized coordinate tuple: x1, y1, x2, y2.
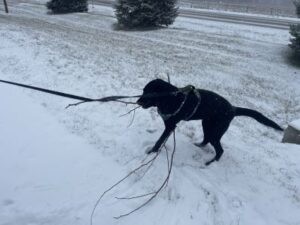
(289, 1, 300, 57)
(294, 0, 300, 17)
(289, 24, 300, 56)
(46, 0, 88, 14)
(115, 0, 178, 29)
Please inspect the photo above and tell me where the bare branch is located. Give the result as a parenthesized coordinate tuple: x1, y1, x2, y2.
(90, 131, 177, 224)
(114, 100, 138, 105)
(66, 99, 138, 109)
(127, 109, 136, 128)
(120, 106, 141, 117)
(114, 131, 176, 219)
(165, 146, 170, 188)
(115, 192, 156, 200)
(66, 94, 140, 109)
(138, 154, 156, 179)
(65, 100, 91, 109)
(167, 73, 171, 83)
(165, 146, 170, 171)
(90, 153, 159, 225)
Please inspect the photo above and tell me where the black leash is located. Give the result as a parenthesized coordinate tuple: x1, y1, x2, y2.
(0, 79, 179, 104)
(0, 79, 143, 102)
(0, 79, 94, 101)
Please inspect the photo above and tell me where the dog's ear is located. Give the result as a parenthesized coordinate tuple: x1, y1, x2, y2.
(155, 72, 170, 83)
(150, 79, 177, 93)
(143, 79, 167, 93)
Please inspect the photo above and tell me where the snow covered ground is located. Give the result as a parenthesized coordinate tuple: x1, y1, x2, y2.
(1, 2, 300, 225)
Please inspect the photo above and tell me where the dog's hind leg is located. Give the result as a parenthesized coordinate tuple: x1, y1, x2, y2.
(205, 141, 224, 166)
(204, 118, 232, 166)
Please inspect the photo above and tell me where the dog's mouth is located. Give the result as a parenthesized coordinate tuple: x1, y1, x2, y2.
(137, 99, 152, 109)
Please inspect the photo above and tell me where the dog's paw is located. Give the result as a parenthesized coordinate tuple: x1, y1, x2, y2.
(194, 142, 208, 148)
(205, 159, 215, 166)
(145, 146, 160, 154)
(194, 142, 203, 148)
(205, 161, 211, 166)
(199, 164, 207, 169)
(145, 146, 154, 154)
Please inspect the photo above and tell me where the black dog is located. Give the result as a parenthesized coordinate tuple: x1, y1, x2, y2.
(137, 79, 283, 166)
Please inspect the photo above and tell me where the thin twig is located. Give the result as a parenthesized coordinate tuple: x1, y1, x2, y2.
(165, 146, 170, 188)
(114, 131, 176, 219)
(65, 100, 92, 109)
(123, 153, 149, 166)
(90, 153, 159, 225)
(115, 192, 156, 200)
(134, 133, 173, 186)
(65, 94, 141, 109)
(66, 99, 138, 109)
(124, 153, 155, 186)
(127, 109, 136, 128)
(165, 146, 170, 171)
(120, 106, 141, 117)
(114, 100, 138, 105)
(138, 155, 156, 179)
(167, 73, 171, 83)
(90, 130, 177, 224)
(119, 105, 141, 128)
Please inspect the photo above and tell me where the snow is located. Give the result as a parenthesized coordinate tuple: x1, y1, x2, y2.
(181, 6, 300, 22)
(290, 119, 300, 131)
(0, 84, 122, 225)
(1, 1, 300, 225)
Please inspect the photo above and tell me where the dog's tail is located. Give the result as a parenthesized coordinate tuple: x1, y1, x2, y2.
(235, 107, 283, 131)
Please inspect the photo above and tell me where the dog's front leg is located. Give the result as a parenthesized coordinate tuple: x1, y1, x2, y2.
(147, 124, 176, 154)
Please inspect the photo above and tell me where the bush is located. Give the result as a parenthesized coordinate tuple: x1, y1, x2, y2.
(115, 0, 178, 29)
(289, 24, 300, 55)
(46, 0, 88, 14)
(294, 0, 300, 18)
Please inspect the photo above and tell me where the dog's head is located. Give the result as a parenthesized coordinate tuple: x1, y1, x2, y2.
(137, 79, 178, 109)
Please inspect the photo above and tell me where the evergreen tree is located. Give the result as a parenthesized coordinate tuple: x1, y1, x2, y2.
(46, 0, 88, 14)
(115, 0, 178, 29)
(289, 24, 300, 56)
(294, 0, 300, 18)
